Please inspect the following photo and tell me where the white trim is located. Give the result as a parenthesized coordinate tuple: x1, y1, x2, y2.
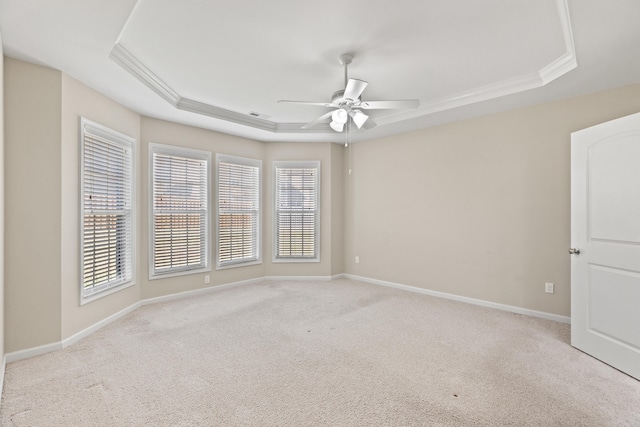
(141, 277, 263, 306)
(343, 274, 571, 324)
(5, 342, 63, 364)
(216, 259, 262, 271)
(80, 117, 137, 305)
(5, 302, 142, 364)
(149, 143, 212, 280)
(0, 355, 6, 403)
(273, 160, 321, 263)
(109, 44, 181, 106)
(539, 52, 577, 86)
(271, 258, 321, 264)
(215, 154, 262, 269)
(421, 73, 542, 116)
(4, 279, 263, 364)
(177, 98, 276, 131)
(81, 281, 136, 305)
(263, 275, 335, 282)
(62, 302, 142, 350)
(539, 0, 577, 85)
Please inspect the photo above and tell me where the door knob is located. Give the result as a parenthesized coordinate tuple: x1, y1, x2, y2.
(568, 248, 581, 255)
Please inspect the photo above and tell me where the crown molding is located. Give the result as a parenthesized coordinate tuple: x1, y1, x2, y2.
(109, 43, 180, 106)
(276, 122, 333, 133)
(110, 44, 336, 134)
(110, 0, 577, 135)
(418, 0, 576, 119)
(539, 51, 577, 85)
(176, 98, 277, 131)
(109, 43, 302, 132)
(377, 0, 577, 127)
(539, 0, 577, 84)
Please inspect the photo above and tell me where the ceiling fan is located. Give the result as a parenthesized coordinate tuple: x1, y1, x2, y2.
(278, 53, 420, 132)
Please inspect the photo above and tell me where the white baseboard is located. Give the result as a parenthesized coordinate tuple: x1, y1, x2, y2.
(264, 275, 337, 282)
(5, 341, 63, 364)
(5, 301, 143, 363)
(61, 302, 142, 350)
(343, 274, 571, 324)
(141, 277, 264, 306)
(3, 273, 569, 367)
(0, 354, 5, 401)
(2, 276, 324, 365)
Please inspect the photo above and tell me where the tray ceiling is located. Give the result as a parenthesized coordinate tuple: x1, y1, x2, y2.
(2, 0, 640, 143)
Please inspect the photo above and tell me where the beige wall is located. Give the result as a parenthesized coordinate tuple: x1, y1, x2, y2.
(3, 60, 343, 353)
(4, 58, 62, 352)
(344, 83, 640, 317)
(60, 73, 141, 340)
(330, 143, 344, 276)
(139, 117, 265, 300)
(6, 52, 640, 354)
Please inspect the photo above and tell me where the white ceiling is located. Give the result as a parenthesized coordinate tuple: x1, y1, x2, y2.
(1, 0, 640, 143)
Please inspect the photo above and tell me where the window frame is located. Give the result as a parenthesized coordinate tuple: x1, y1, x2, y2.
(80, 117, 136, 304)
(216, 154, 262, 270)
(273, 160, 321, 263)
(149, 143, 211, 280)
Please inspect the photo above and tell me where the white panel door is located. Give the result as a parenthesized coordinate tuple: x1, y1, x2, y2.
(571, 112, 640, 380)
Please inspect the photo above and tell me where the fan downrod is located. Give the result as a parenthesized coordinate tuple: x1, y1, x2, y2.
(338, 53, 355, 92)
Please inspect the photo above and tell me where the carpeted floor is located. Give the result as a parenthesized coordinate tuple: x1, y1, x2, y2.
(1, 278, 639, 426)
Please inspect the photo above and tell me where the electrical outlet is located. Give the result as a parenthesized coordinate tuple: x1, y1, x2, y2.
(545, 282, 554, 294)
(355, 256, 360, 264)
(205, 275, 210, 284)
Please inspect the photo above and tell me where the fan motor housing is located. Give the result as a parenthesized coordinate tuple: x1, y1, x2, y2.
(332, 90, 359, 106)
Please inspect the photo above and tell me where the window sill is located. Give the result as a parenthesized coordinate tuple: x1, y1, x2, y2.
(81, 280, 136, 306)
(149, 266, 211, 281)
(216, 259, 262, 270)
(272, 257, 320, 263)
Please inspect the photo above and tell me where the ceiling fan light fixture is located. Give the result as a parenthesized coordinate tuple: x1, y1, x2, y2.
(330, 120, 344, 132)
(329, 108, 348, 132)
(350, 110, 369, 128)
(331, 108, 348, 125)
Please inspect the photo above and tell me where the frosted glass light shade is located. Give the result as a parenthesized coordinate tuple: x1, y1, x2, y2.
(330, 120, 344, 132)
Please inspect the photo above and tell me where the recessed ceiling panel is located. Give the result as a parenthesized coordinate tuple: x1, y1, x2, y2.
(115, 0, 573, 129)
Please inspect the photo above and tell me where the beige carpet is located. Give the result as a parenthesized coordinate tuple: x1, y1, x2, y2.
(2, 278, 639, 426)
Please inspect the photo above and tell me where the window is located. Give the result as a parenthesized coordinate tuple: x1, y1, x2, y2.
(81, 118, 135, 302)
(274, 161, 320, 262)
(150, 144, 210, 278)
(217, 155, 261, 268)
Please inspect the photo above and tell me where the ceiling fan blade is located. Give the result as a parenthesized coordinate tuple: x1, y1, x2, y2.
(301, 111, 334, 129)
(344, 79, 368, 101)
(359, 100, 420, 110)
(278, 100, 334, 107)
(362, 117, 377, 130)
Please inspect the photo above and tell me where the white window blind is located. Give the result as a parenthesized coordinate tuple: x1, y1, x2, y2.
(81, 118, 134, 299)
(151, 144, 209, 277)
(217, 155, 261, 268)
(274, 161, 320, 261)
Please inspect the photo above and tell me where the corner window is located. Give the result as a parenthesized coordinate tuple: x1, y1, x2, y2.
(217, 154, 261, 268)
(81, 118, 135, 302)
(150, 144, 210, 278)
(273, 161, 320, 262)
